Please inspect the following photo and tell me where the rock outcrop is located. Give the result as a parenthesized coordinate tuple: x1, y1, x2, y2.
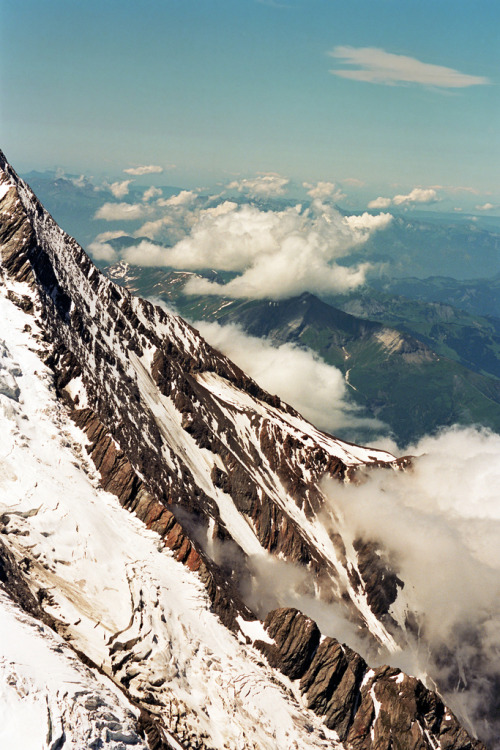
(0, 151, 488, 749)
(259, 608, 484, 750)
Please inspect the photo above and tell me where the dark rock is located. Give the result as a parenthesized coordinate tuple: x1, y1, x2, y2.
(257, 607, 320, 680)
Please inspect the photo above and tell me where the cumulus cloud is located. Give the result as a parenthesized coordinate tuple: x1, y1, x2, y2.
(123, 164, 164, 176)
(476, 202, 495, 211)
(142, 186, 162, 202)
(109, 179, 133, 199)
(195, 321, 384, 434)
(121, 201, 391, 298)
(158, 189, 197, 207)
(94, 202, 152, 221)
(329, 46, 489, 89)
(303, 181, 346, 202)
(323, 426, 500, 744)
(135, 216, 173, 240)
(87, 230, 130, 261)
(368, 187, 438, 209)
(227, 172, 290, 198)
(367, 196, 393, 209)
(91, 183, 393, 299)
(393, 187, 438, 205)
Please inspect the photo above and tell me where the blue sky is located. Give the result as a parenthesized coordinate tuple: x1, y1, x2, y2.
(1, 0, 499, 211)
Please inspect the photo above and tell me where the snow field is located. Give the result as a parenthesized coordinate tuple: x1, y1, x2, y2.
(0, 289, 342, 749)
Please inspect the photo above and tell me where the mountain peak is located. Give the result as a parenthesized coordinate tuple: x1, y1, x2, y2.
(0, 152, 488, 749)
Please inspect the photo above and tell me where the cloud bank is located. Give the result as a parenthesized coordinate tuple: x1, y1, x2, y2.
(329, 46, 489, 89)
(116, 198, 392, 299)
(324, 425, 500, 745)
(195, 320, 384, 434)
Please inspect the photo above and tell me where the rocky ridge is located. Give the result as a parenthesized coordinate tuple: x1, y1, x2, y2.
(0, 151, 486, 749)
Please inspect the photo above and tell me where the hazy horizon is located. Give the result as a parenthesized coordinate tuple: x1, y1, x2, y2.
(1, 0, 499, 216)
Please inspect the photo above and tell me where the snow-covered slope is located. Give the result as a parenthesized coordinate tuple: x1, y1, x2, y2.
(0, 150, 486, 749)
(0, 292, 343, 748)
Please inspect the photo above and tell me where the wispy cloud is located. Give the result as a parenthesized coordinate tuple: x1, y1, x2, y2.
(329, 46, 489, 89)
(342, 177, 365, 188)
(123, 164, 164, 176)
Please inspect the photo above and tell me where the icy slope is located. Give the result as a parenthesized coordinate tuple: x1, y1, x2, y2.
(0, 592, 149, 750)
(0, 291, 345, 749)
(0, 148, 402, 647)
(0, 150, 486, 749)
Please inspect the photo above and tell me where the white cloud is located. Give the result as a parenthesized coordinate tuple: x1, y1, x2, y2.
(142, 186, 162, 202)
(135, 217, 173, 240)
(87, 242, 118, 262)
(194, 321, 383, 434)
(476, 202, 495, 211)
(329, 46, 489, 89)
(227, 172, 290, 198)
(55, 169, 94, 189)
(324, 425, 500, 742)
(94, 202, 152, 221)
(121, 201, 392, 298)
(368, 187, 438, 209)
(158, 189, 197, 207)
(367, 196, 392, 209)
(123, 239, 170, 265)
(109, 179, 133, 199)
(87, 230, 128, 261)
(393, 187, 438, 205)
(303, 181, 346, 201)
(123, 164, 164, 176)
(343, 211, 395, 232)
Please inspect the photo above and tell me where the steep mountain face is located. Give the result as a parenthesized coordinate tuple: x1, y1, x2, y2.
(102, 262, 500, 445)
(0, 151, 486, 749)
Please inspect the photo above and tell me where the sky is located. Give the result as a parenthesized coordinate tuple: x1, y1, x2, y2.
(1, 0, 499, 212)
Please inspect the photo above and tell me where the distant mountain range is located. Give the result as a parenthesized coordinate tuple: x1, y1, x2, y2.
(369, 274, 500, 320)
(22, 170, 500, 281)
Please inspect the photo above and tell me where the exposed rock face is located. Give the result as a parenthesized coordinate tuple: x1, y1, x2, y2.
(0, 152, 488, 749)
(257, 607, 321, 679)
(0, 150, 402, 641)
(260, 608, 485, 750)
